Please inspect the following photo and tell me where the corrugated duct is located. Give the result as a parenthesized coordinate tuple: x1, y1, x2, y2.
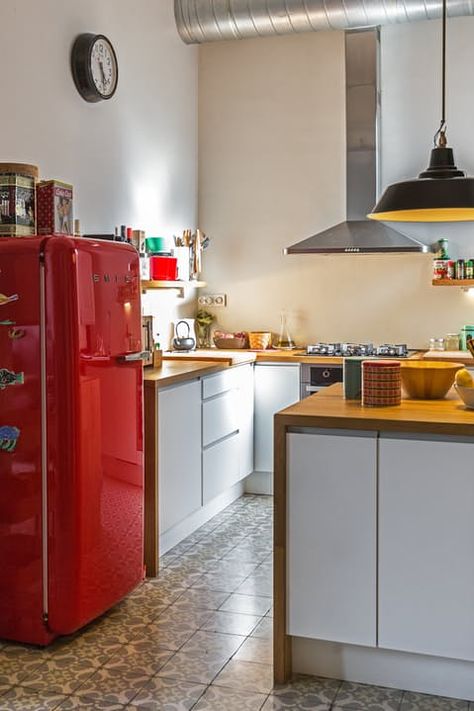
(174, 0, 474, 44)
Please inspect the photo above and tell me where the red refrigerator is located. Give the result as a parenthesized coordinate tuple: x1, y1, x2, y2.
(0, 235, 146, 645)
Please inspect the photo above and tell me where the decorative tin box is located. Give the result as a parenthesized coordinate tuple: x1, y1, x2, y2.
(0, 163, 38, 237)
(37, 180, 73, 235)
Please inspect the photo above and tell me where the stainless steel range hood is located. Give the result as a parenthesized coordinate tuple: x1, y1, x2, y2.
(285, 30, 428, 255)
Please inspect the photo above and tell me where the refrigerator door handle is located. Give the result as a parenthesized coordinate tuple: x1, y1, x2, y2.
(116, 350, 151, 363)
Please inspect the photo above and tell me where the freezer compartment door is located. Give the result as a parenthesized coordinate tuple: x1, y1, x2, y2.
(44, 237, 144, 635)
(0, 238, 53, 645)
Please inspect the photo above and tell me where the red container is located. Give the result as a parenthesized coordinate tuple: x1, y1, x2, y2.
(150, 256, 178, 281)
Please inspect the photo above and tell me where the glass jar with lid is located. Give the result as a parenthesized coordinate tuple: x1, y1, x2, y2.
(429, 337, 445, 352)
(445, 333, 460, 351)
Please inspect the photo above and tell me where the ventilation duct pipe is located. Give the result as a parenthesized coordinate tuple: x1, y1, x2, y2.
(174, 0, 474, 44)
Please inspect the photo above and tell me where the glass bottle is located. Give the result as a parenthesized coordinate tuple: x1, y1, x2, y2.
(276, 310, 295, 350)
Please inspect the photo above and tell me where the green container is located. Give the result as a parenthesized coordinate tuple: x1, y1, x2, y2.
(146, 237, 168, 254)
(461, 326, 474, 351)
(343, 357, 364, 400)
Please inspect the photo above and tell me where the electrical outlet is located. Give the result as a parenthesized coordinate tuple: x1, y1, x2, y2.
(198, 294, 227, 307)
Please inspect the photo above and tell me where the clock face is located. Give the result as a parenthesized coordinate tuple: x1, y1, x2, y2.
(71, 33, 119, 103)
(90, 37, 117, 99)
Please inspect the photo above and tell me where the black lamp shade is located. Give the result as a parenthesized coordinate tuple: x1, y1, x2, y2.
(368, 147, 474, 222)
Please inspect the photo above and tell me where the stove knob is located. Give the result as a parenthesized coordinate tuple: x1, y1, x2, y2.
(323, 369, 331, 379)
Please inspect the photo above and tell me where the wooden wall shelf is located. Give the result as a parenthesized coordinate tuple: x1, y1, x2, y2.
(141, 280, 207, 298)
(432, 279, 474, 288)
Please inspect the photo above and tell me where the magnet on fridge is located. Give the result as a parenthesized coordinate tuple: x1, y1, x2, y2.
(0, 426, 20, 453)
(8, 328, 25, 339)
(0, 294, 19, 307)
(0, 369, 24, 389)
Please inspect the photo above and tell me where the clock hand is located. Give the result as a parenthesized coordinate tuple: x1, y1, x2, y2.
(99, 61, 107, 88)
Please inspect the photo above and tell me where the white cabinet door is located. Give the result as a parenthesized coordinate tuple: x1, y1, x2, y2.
(158, 380, 202, 534)
(379, 434, 474, 662)
(235, 364, 255, 479)
(288, 430, 377, 647)
(254, 364, 300, 472)
(203, 433, 240, 504)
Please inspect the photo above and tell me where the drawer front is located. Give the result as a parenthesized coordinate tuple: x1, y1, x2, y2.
(203, 434, 240, 504)
(203, 391, 239, 446)
(202, 369, 238, 399)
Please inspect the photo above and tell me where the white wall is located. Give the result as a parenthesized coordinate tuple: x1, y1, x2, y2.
(381, 17, 474, 257)
(199, 22, 474, 348)
(0, 0, 199, 347)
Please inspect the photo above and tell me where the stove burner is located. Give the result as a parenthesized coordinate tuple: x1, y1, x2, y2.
(306, 343, 409, 358)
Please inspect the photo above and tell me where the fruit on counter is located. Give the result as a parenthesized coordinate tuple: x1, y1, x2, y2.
(455, 369, 474, 388)
(214, 330, 247, 340)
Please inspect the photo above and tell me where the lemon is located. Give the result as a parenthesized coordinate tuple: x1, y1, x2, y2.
(456, 369, 474, 387)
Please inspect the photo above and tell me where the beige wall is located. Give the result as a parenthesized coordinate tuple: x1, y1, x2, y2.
(198, 28, 474, 349)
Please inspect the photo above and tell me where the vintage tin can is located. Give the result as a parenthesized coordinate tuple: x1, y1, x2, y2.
(36, 180, 73, 235)
(433, 259, 448, 280)
(456, 259, 465, 280)
(0, 163, 38, 237)
(465, 260, 474, 280)
(362, 360, 401, 407)
(447, 260, 456, 279)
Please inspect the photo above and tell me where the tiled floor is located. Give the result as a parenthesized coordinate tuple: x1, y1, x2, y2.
(1, 494, 473, 710)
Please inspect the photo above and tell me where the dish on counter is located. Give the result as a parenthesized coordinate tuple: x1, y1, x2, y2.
(400, 360, 464, 399)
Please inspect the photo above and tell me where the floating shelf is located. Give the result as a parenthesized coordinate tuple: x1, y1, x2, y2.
(141, 280, 207, 298)
(432, 279, 474, 289)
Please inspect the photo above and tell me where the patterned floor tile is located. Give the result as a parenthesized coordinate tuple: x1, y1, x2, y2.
(0, 683, 12, 697)
(21, 657, 99, 695)
(400, 691, 469, 710)
(57, 696, 125, 710)
(172, 588, 230, 611)
(219, 593, 272, 616)
(180, 630, 246, 661)
(75, 666, 153, 706)
(200, 610, 261, 636)
(251, 617, 273, 640)
(0, 645, 46, 686)
(126, 676, 206, 710)
(194, 571, 249, 593)
(262, 695, 330, 710)
(237, 574, 273, 598)
(234, 636, 273, 664)
(104, 640, 173, 675)
(193, 684, 267, 710)
(142, 619, 197, 651)
(212, 658, 274, 694)
(156, 650, 227, 684)
(334, 681, 403, 710)
(0, 686, 67, 710)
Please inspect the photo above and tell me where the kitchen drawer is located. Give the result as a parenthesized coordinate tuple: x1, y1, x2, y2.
(203, 390, 239, 446)
(203, 433, 240, 504)
(202, 369, 238, 399)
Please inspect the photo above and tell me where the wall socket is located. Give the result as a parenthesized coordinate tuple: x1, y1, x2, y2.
(198, 293, 227, 308)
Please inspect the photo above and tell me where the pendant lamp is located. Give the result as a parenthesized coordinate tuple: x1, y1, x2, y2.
(368, 0, 474, 223)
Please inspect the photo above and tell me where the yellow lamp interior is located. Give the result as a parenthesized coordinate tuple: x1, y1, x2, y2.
(368, 208, 474, 222)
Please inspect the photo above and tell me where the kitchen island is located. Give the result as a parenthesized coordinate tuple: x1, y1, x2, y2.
(274, 384, 474, 700)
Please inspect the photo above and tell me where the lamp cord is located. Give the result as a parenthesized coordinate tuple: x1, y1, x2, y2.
(434, 0, 447, 146)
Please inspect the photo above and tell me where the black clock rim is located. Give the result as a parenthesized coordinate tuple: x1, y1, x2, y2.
(71, 33, 119, 103)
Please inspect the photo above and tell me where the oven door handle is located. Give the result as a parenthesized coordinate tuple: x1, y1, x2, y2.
(304, 385, 321, 393)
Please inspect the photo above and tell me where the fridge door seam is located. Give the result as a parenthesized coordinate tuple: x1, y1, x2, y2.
(40, 260, 49, 621)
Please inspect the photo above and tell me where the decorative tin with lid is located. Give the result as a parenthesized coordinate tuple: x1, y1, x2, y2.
(362, 359, 401, 407)
(0, 163, 38, 237)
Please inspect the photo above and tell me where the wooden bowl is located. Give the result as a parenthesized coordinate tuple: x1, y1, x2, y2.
(400, 360, 464, 399)
(248, 331, 272, 349)
(214, 337, 247, 349)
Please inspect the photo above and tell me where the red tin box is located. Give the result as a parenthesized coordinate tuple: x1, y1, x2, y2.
(150, 256, 178, 281)
(37, 180, 73, 236)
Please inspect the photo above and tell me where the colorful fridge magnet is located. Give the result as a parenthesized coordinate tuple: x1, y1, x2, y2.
(0, 426, 20, 452)
(0, 294, 19, 307)
(0, 369, 24, 389)
(8, 327, 25, 339)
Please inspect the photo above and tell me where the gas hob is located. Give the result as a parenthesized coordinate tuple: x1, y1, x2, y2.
(305, 343, 409, 358)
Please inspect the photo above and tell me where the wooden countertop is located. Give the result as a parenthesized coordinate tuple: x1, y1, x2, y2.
(276, 383, 474, 437)
(164, 349, 426, 366)
(144, 361, 227, 388)
(423, 350, 474, 366)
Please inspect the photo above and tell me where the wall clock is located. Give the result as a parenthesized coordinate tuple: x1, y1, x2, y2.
(71, 33, 118, 103)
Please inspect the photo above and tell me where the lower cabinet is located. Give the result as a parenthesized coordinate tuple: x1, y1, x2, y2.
(378, 434, 474, 662)
(287, 430, 377, 647)
(254, 364, 300, 473)
(203, 433, 240, 504)
(158, 379, 202, 534)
